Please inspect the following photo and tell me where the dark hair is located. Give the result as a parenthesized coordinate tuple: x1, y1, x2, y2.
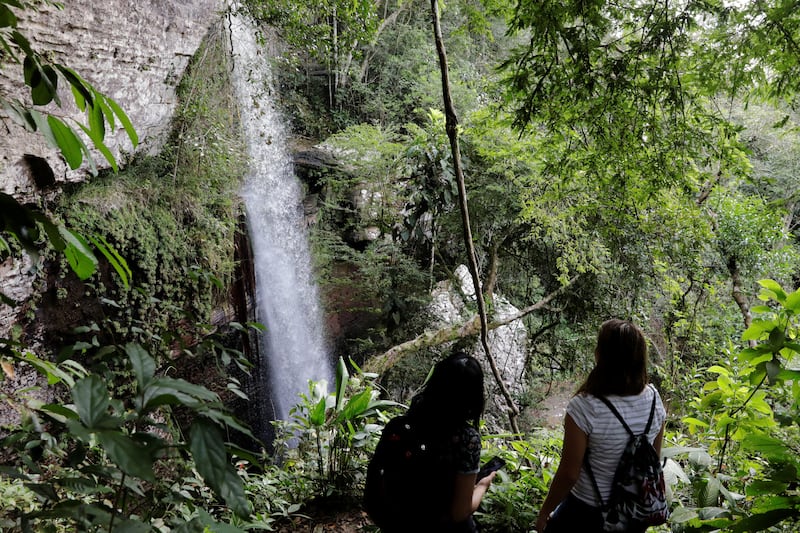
(577, 319, 648, 397)
(408, 351, 485, 431)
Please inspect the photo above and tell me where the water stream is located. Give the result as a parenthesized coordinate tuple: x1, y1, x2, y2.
(229, 14, 332, 433)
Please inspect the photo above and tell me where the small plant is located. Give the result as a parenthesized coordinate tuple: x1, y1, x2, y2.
(274, 357, 401, 500)
(0, 339, 254, 531)
(477, 429, 559, 533)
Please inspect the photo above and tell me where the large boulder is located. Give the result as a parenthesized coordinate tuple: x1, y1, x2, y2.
(429, 265, 528, 429)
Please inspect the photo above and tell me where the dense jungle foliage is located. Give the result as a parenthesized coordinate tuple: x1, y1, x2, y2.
(1, 0, 800, 531)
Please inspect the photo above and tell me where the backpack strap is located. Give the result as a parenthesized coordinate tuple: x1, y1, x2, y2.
(596, 385, 657, 438)
(584, 450, 605, 508)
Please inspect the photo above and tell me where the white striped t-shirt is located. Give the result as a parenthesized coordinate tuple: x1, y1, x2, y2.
(566, 384, 667, 506)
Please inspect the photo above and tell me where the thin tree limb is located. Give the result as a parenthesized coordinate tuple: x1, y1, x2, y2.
(365, 277, 575, 375)
(428, 0, 521, 433)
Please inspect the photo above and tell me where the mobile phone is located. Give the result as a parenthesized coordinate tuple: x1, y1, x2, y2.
(477, 456, 506, 481)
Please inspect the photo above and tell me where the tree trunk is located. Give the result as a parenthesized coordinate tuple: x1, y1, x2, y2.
(727, 256, 754, 346)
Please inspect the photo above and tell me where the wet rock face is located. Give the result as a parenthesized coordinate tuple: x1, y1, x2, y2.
(0, 0, 223, 336)
(0, 0, 223, 199)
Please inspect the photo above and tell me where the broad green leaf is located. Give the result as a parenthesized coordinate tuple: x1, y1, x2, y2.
(29, 211, 65, 251)
(776, 368, 800, 381)
(58, 226, 98, 280)
(141, 377, 219, 410)
(47, 115, 83, 169)
(682, 416, 710, 428)
(10, 29, 33, 56)
(72, 375, 110, 429)
(39, 403, 79, 422)
(729, 508, 796, 532)
(105, 96, 138, 147)
(125, 342, 155, 390)
(22, 53, 36, 86)
(88, 233, 130, 285)
(68, 122, 98, 176)
(694, 475, 721, 507)
(707, 365, 730, 376)
(56, 65, 94, 110)
(785, 289, 800, 313)
(20, 351, 75, 386)
(88, 99, 105, 140)
(96, 431, 155, 481)
(768, 327, 785, 348)
(189, 419, 250, 518)
(765, 360, 781, 383)
(337, 388, 372, 423)
(24, 482, 58, 501)
(740, 433, 792, 461)
(3, 100, 36, 131)
(309, 395, 327, 426)
(0, 5, 17, 28)
(663, 458, 690, 484)
(77, 122, 117, 171)
(30, 64, 58, 106)
(742, 321, 770, 341)
(29, 108, 57, 148)
(746, 480, 788, 496)
(667, 506, 698, 523)
(758, 280, 787, 302)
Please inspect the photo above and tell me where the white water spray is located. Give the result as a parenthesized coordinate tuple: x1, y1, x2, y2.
(229, 14, 331, 424)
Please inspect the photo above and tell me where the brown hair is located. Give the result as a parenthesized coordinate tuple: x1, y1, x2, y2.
(576, 319, 648, 397)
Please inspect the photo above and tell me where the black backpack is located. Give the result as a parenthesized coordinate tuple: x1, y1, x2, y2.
(364, 414, 449, 530)
(585, 390, 669, 531)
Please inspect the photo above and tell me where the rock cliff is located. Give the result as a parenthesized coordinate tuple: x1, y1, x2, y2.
(1, 0, 225, 334)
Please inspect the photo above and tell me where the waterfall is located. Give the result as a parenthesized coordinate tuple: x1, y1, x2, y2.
(229, 14, 332, 431)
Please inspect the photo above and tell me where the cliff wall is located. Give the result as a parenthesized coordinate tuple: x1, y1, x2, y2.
(1, 0, 225, 334)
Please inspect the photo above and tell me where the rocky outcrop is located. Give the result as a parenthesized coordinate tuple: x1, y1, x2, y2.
(1, 0, 225, 196)
(429, 265, 528, 429)
(0, 0, 224, 336)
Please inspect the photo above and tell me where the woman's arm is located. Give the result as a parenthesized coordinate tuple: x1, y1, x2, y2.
(534, 414, 588, 531)
(451, 470, 496, 523)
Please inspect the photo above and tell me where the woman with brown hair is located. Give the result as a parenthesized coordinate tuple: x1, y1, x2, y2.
(535, 319, 667, 532)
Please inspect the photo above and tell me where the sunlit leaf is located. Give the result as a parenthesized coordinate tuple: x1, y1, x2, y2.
(758, 279, 786, 302)
(309, 396, 326, 426)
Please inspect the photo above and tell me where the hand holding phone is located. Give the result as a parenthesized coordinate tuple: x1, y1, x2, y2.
(477, 456, 505, 481)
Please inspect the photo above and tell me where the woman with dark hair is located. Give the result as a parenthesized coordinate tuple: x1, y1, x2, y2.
(535, 319, 667, 532)
(373, 351, 496, 532)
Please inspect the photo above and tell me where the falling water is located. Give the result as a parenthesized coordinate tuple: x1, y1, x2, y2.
(229, 14, 332, 429)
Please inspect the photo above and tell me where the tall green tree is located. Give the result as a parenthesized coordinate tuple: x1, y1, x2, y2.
(241, 0, 379, 108)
